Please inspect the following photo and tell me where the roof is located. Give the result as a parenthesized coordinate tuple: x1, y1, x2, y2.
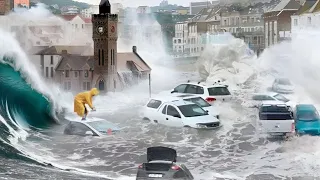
(55, 55, 94, 71)
(296, 104, 316, 111)
(117, 52, 151, 72)
(150, 94, 200, 103)
(311, 0, 320, 12)
(35, 45, 92, 55)
(190, 6, 221, 22)
(294, 0, 318, 15)
(182, 82, 229, 88)
(170, 100, 194, 106)
(268, 0, 300, 12)
(252, 92, 278, 96)
(59, 14, 92, 23)
(261, 100, 286, 105)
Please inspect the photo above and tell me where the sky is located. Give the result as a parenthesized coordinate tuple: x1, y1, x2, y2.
(73, 0, 212, 7)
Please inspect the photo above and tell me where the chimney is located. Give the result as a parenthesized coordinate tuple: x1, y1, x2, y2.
(132, 46, 137, 53)
(61, 50, 68, 54)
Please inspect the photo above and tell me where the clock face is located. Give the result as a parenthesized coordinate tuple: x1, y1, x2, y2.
(97, 26, 104, 34)
(111, 26, 115, 33)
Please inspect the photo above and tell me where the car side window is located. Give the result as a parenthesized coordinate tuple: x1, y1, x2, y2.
(72, 122, 94, 136)
(146, 99, 162, 109)
(174, 84, 187, 93)
(185, 85, 199, 94)
(162, 105, 167, 114)
(167, 105, 180, 118)
(263, 95, 275, 100)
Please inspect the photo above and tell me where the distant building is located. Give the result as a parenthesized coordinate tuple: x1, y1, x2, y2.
(189, 1, 212, 15)
(291, 0, 319, 32)
(14, 0, 29, 8)
(264, 0, 300, 47)
(137, 6, 151, 14)
(60, 6, 79, 15)
(160, 0, 169, 7)
(81, 5, 99, 18)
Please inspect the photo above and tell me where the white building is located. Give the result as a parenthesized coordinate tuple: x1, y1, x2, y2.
(291, 0, 320, 33)
(81, 5, 99, 18)
(173, 21, 189, 57)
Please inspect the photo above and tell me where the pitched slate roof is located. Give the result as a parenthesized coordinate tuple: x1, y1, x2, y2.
(268, 0, 300, 12)
(294, 0, 318, 15)
(55, 55, 94, 71)
(35, 45, 91, 55)
(117, 52, 151, 72)
(190, 6, 221, 22)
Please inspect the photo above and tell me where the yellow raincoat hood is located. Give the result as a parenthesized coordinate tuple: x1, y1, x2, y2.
(90, 88, 99, 96)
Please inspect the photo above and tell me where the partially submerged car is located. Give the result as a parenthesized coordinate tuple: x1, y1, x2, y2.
(142, 94, 220, 120)
(258, 101, 295, 137)
(170, 81, 232, 104)
(272, 78, 294, 94)
(295, 104, 320, 136)
(136, 146, 194, 180)
(63, 118, 120, 136)
(142, 99, 221, 129)
(249, 92, 295, 108)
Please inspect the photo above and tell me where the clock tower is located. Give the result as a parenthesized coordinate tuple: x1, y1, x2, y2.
(92, 0, 118, 92)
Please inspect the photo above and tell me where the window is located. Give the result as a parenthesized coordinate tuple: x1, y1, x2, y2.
(178, 104, 208, 117)
(68, 82, 71, 90)
(84, 70, 89, 77)
(102, 49, 104, 66)
(46, 67, 48, 77)
(111, 49, 113, 65)
(273, 94, 289, 103)
(50, 67, 53, 78)
(173, 84, 187, 93)
(167, 105, 180, 118)
(50, 56, 53, 64)
(184, 97, 211, 107)
(86, 82, 90, 90)
(185, 85, 204, 94)
(162, 105, 167, 114)
(294, 19, 298, 26)
(65, 70, 69, 77)
(297, 111, 319, 120)
(68, 122, 96, 136)
(98, 49, 101, 66)
(208, 87, 230, 96)
(83, 82, 87, 90)
(82, 24, 84, 29)
(75, 24, 78, 28)
(147, 99, 162, 109)
(308, 17, 311, 25)
(74, 71, 78, 77)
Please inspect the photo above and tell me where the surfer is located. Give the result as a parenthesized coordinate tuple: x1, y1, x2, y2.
(74, 88, 100, 120)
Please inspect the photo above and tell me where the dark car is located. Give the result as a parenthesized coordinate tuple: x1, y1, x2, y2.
(136, 146, 194, 180)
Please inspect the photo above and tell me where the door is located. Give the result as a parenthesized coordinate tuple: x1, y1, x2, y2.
(184, 84, 204, 96)
(165, 105, 184, 127)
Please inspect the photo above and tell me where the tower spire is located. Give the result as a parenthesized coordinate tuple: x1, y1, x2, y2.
(99, 0, 111, 14)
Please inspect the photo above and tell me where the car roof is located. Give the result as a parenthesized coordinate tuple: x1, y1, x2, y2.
(296, 104, 316, 111)
(261, 100, 286, 106)
(179, 81, 228, 88)
(69, 117, 108, 123)
(150, 94, 202, 103)
(252, 92, 278, 96)
(169, 100, 195, 106)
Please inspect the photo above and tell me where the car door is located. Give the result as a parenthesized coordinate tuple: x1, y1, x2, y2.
(71, 122, 98, 136)
(165, 105, 184, 127)
(171, 84, 188, 95)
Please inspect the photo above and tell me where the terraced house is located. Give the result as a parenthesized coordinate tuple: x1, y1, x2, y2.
(291, 0, 320, 32)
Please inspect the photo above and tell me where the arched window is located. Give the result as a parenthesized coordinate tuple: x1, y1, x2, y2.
(98, 49, 101, 66)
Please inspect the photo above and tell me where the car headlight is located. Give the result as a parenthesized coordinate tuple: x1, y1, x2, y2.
(196, 124, 207, 128)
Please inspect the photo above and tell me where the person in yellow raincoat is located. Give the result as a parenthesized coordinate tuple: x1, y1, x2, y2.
(74, 88, 100, 120)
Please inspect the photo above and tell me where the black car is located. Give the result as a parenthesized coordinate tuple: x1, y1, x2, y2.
(136, 146, 194, 180)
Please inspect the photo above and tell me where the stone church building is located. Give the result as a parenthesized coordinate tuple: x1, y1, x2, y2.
(32, 0, 152, 93)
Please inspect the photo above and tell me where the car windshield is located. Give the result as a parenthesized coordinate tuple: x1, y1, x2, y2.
(208, 87, 230, 96)
(261, 105, 290, 113)
(298, 111, 320, 120)
(87, 120, 118, 133)
(273, 94, 289, 102)
(278, 79, 291, 85)
(178, 104, 208, 117)
(183, 97, 211, 107)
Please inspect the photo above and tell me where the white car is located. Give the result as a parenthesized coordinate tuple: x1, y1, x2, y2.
(248, 92, 295, 108)
(257, 101, 295, 137)
(143, 100, 221, 129)
(170, 81, 232, 104)
(272, 78, 294, 93)
(63, 118, 120, 136)
(142, 94, 220, 120)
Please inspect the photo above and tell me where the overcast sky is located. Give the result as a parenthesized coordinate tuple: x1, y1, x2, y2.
(74, 0, 211, 7)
